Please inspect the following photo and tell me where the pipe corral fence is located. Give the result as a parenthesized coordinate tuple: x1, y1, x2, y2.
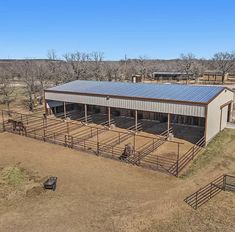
(1, 110, 205, 177)
(184, 174, 235, 209)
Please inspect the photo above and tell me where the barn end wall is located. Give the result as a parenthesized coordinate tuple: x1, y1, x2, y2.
(206, 89, 234, 143)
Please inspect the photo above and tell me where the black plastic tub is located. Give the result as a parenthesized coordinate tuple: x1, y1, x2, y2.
(43, 177, 57, 191)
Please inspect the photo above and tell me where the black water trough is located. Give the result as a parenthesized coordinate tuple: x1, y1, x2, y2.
(43, 177, 57, 191)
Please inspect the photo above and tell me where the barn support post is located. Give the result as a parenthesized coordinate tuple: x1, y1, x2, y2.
(108, 107, 111, 127)
(135, 110, 138, 133)
(167, 113, 171, 135)
(64, 102, 67, 119)
(133, 133, 136, 153)
(84, 104, 88, 123)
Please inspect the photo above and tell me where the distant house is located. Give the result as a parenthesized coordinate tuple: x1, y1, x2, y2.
(202, 71, 228, 82)
(152, 71, 194, 81)
(202, 71, 235, 82)
(228, 73, 235, 80)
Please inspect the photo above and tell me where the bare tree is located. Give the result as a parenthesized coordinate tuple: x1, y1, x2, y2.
(64, 51, 90, 80)
(34, 61, 49, 104)
(104, 62, 121, 81)
(90, 52, 104, 81)
(17, 60, 36, 111)
(212, 51, 235, 83)
(119, 58, 138, 81)
(47, 49, 65, 84)
(178, 53, 197, 83)
(0, 67, 15, 111)
(135, 56, 148, 79)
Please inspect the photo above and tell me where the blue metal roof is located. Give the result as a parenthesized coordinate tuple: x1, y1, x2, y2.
(46, 80, 225, 104)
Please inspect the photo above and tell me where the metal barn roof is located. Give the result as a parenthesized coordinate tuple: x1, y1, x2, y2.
(46, 80, 224, 104)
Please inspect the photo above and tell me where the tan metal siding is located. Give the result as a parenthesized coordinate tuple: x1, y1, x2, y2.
(206, 89, 234, 142)
(45, 92, 206, 117)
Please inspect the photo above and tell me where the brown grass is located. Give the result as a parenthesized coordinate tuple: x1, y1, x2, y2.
(0, 129, 235, 231)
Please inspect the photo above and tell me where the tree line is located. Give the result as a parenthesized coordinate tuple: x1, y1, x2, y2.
(0, 50, 234, 111)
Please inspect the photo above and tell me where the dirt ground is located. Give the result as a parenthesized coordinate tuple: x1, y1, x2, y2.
(0, 131, 235, 232)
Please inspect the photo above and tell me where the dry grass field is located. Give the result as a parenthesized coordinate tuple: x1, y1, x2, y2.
(0, 129, 235, 232)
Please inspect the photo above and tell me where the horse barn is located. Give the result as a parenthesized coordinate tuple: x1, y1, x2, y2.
(44, 80, 234, 144)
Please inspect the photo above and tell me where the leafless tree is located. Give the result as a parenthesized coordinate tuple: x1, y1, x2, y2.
(135, 56, 148, 79)
(119, 57, 138, 81)
(90, 52, 104, 81)
(212, 51, 235, 83)
(17, 60, 36, 111)
(0, 67, 15, 111)
(64, 51, 90, 80)
(47, 49, 65, 84)
(104, 62, 121, 81)
(178, 53, 197, 83)
(34, 62, 49, 104)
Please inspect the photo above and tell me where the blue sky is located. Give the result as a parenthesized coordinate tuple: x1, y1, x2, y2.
(0, 0, 234, 60)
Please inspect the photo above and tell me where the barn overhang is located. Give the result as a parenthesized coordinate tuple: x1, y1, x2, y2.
(45, 91, 206, 118)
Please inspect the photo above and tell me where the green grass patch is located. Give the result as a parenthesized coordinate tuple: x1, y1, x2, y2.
(1, 166, 25, 186)
(181, 129, 235, 179)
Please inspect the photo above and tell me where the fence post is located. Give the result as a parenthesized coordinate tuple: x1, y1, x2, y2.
(2, 111, 5, 132)
(97, 142, 100, 155)
(210, 184, 212, 198)
(64, 135, 67, 147)
(223, 175, 226, 191)
(176, 159, 179, 177)
(195, 191, 198, 210)
(192, 146, 195, 160)
(43, 128, 46, 142)
(67, 122, 69, 134)
(26, 115, 29, 124)
(119, 132, 121, 144)
(176, 143, 180, 177)
(71, 136, 74, 149)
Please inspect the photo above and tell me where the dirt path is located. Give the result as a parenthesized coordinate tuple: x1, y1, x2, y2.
(0, 132, 234, 232)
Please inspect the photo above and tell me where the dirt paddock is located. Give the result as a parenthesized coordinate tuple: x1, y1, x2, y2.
(0, 132, 235, 232)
